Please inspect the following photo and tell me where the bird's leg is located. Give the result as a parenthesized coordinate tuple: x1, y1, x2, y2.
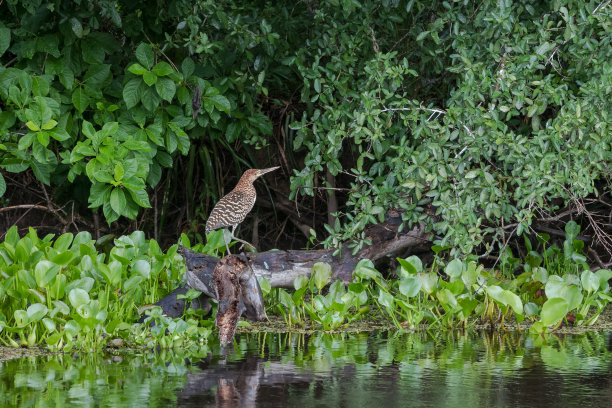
(223, 228, 232, 255)
(229, 224, 257, 252)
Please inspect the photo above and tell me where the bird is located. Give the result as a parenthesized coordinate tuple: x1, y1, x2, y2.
(205, 166, 280, 254)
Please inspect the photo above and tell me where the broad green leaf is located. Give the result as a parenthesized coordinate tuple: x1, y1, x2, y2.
(210, 94, 231, 113)
(378, 289, 394, 309)
(114, 163, 124, 181)
(294, 274, 309, 291)
(25, 121, 40, 131)
(462, 262, 480, 287)
(143, 71, 157, 85)
(418, 272, 438, 294)
(445, 259, 463, 280)
(135, 43, 155, 69)
(110, 188, 127, 215)
(0, 173, 5, 197)
(34, 260, 60, 287)
(26, 303, 48, 322)
(311, 262, 332, 292)
(42, 317, 56, 332)
(132, 259, 151, 278)
(436, 288, 458, 311)
(123, 77, 144, 109)
(540, 298, 569, 326)
(128, 63, 148, 75)
(152, 61, 174, 76)
(72, 87, 90, 113)
(397, 255, 422, 276)
(399, 276, 422, 297)
(0, 23, 10, 57)
(41, 119, 57, 130)
(68, 288, 90, 308)
(181, 57, 194, 77)
(155, 77, 176, 102)
(69, 17, 83, 38)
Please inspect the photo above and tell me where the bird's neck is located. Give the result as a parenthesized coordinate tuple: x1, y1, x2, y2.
(234, 177, 256, 194)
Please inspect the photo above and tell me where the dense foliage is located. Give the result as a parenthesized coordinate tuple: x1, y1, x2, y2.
(0, 0, 610, 255)
(0, 227, 609, 350)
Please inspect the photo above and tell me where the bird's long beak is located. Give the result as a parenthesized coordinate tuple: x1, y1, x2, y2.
(256, 166, 280, 177)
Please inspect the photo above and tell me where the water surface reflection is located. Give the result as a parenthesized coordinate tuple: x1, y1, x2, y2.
(1, 331, 610, 407)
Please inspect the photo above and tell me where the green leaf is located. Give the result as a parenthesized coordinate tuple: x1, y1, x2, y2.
(41, 119, 57, 130)
(114, 163, 124, 181)
(397, 255, 422, 275)
(42, 317, 56, 332)
(68, 288, 90, 309)
(128, 187, 151, 208)
(110, 188, 127, 214)
(143, 71, 157, 86)
(152, 61, 174, 76)
(128, 63, 148, 75)
(465, 170, 478, 179)
(83, 64, 110, 85)
(141, 86, 160, 111)
(461, 262, 480, 287)
(26, 303, 48, 322)
(72, 87, 90, 113)
(34, 260, 60, 287)
(436, 288, 458, 311)
(378, 289, 394, 309)
(0, 23, 11, 57)
(418, 272, 438, 294)
(135, 43, 155, 69)
(155, 77, 176, 102)
(18, 132, 35, 150)
(257, 276, 271, 295)
(26, 121, 40, 131)
(311, 262, 332, 292)
(210, 94, 231, 113)
(445, 259, 463, 280)
(181, 57, 195, 78)
(123, 78, 144, 109)
(294, 274, 309, 291)
(0, 173, 6, 197)
(69, 17, 83, 38)
(540, 298, 569, 326)
(399, 276, 422, 297)
(132, 259, 151, 278)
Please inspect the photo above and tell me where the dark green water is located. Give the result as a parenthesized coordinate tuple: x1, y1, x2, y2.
(1, 331, 610, 407)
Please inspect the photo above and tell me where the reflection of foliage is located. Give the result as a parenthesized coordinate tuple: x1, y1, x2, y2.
(2, 330, 609, 406)
(0, 351, 201, 407)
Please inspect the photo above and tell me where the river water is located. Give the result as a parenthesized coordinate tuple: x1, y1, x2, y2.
(1, 330, 610, 407)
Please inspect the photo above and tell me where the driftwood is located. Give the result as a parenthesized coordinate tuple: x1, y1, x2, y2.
(180, 214, 429, 291)
(166, 214, 430, 343)
(213, 255, 267, 344)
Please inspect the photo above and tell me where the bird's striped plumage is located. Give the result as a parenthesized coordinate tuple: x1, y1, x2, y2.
(205, 167, 279, 236)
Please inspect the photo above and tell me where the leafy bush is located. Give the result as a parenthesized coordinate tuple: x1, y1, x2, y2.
(288, 1, 612, 253)
(0, 226, 208, 349)
(1, 0, 610, 254)
(0, 0, 278, 229)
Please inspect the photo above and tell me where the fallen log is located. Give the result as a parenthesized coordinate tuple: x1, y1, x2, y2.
(180, 215, 429, 291)
(156, 214, 430, 342)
